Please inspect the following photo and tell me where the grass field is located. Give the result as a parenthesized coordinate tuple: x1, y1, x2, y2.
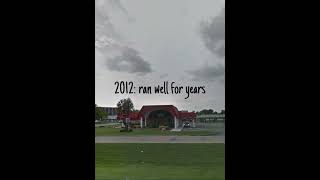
(96, 143, 225, 180)
(95, 127, 218, 136)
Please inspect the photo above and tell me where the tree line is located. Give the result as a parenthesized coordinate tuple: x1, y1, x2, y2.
(95, 104, 108, 121)
(195, 109, 225, 115)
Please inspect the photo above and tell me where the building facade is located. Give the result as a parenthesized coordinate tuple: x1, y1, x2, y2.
(117, 105, 196, 129)
(100, 107, 118, 121)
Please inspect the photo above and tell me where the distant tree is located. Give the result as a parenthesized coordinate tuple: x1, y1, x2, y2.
(116, 98, 134, 115)
(199, 109, 205, 115)
(95, 104, 108, 121)
(220, 110, 225, 114)
(198, 109, 216, 115)
(117, 98, 134, 132)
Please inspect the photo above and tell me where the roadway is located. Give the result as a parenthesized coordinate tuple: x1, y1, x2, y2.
(95, 135, 225, 143)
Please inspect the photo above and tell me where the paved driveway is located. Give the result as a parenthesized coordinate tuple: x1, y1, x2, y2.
(95, 135, 224, 143)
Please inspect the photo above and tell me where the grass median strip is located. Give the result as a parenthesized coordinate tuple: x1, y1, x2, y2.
(96, 143, 224, 180)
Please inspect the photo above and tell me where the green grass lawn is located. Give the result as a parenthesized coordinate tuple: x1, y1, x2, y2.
(96, 143, 225, 180)
(95, 127, 218, 136)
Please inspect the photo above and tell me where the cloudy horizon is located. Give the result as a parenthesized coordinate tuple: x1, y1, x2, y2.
(95, 0, 225, 112)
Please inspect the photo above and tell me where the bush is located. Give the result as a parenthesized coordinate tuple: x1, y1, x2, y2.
(132, 125, 141, 128)
(120, 129, 133, 132)
(159, 126, 169, 130)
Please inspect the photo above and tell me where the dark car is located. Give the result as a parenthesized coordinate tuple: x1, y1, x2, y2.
(183, 122, 191, 128)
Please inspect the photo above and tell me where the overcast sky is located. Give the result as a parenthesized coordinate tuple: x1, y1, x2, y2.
(95, 0, 225, 111)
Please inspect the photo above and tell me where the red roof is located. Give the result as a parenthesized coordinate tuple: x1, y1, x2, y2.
(179, 111, 196, 119)
(117, 105, 196, 120)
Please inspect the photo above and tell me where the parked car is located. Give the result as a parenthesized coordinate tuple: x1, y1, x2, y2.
(183, 122, 191, 128)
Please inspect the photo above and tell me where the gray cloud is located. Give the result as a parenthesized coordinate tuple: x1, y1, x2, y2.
(160, 73, 169, 79)
(95, 1, 120, 50)
(95, 0, 132, 50)
(96, 0, 225, 111)
(186, 64, 224, 82)
(110, 0, 136, 22)
(109, 0, 128, 15)
(200, 8, 225, 57)
(187, 7, 225, 82)
(106, 47, 152, 74)
(95, 0, 151, 74)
